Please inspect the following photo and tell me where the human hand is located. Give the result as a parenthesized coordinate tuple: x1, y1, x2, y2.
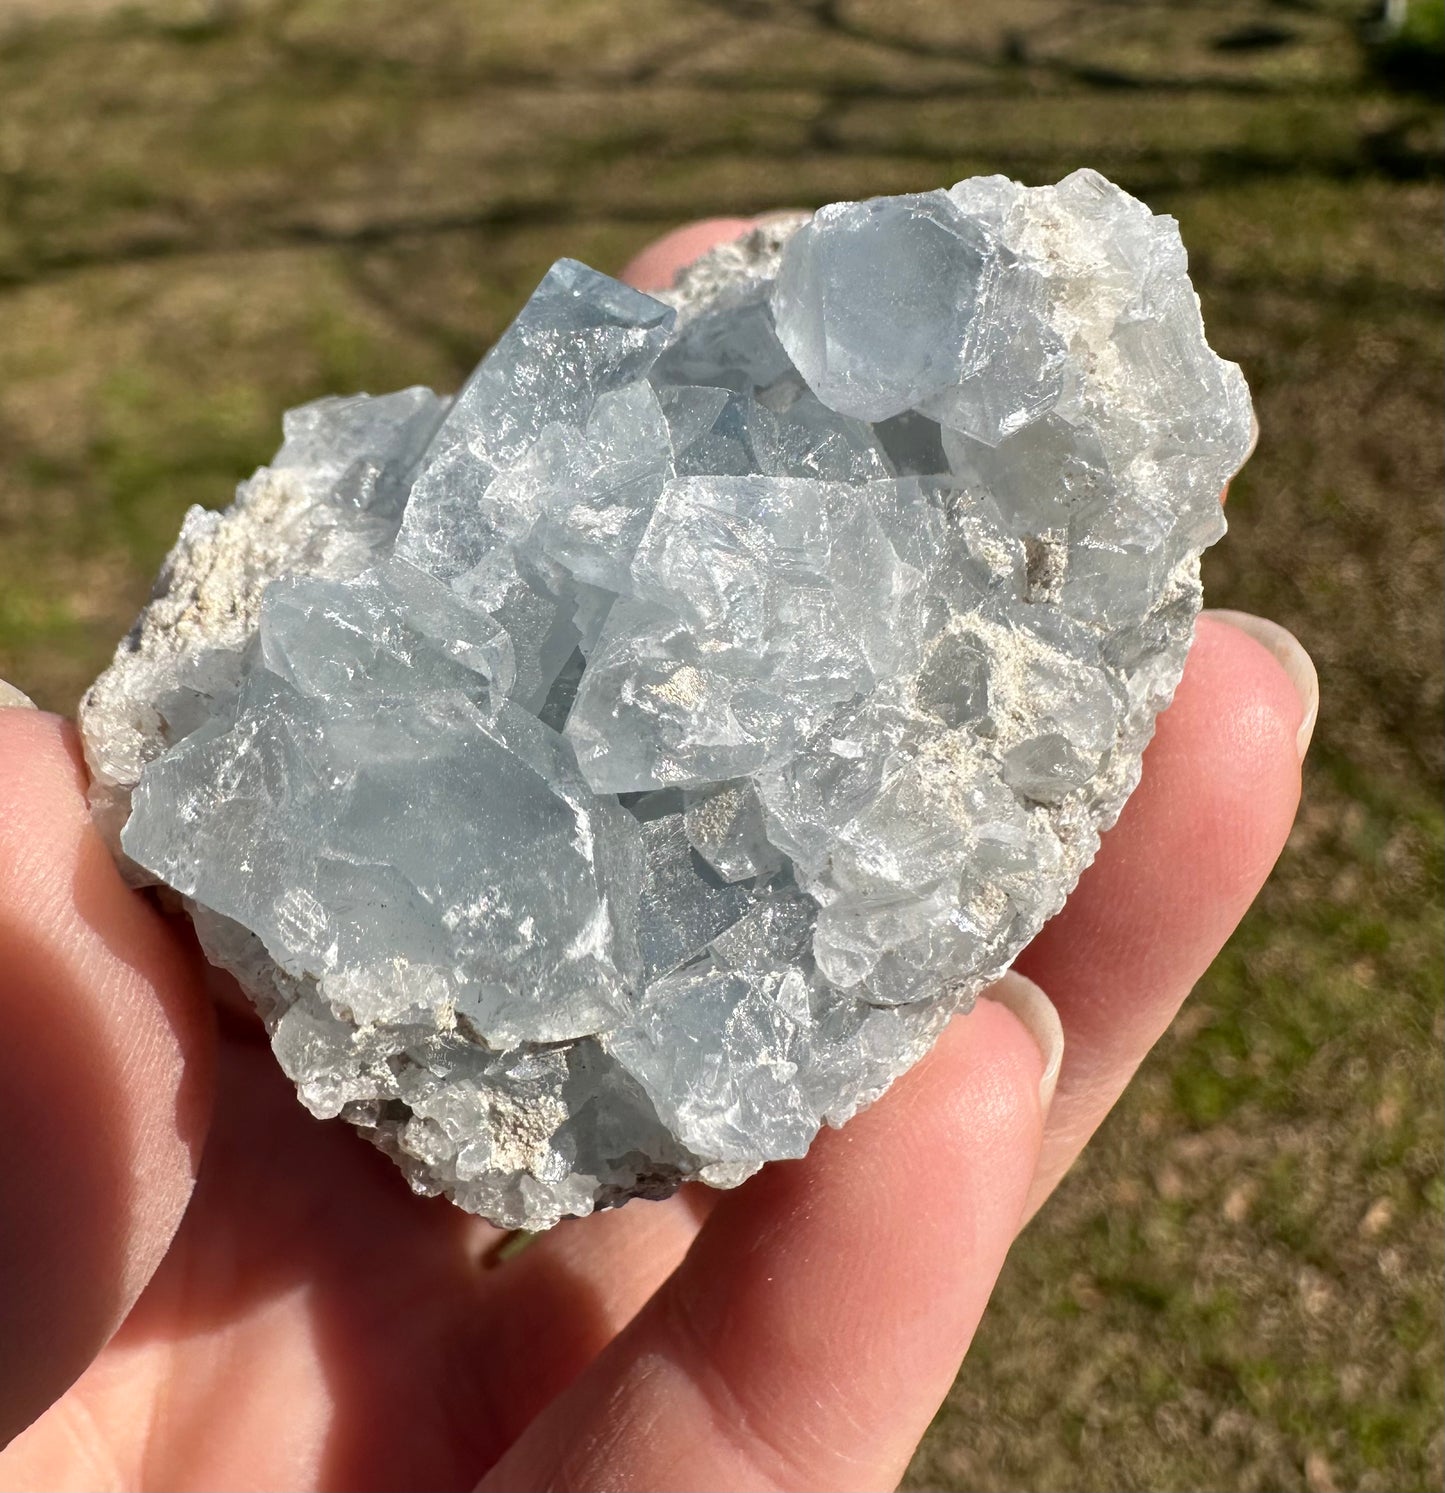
(0, 221, 1315, 1493)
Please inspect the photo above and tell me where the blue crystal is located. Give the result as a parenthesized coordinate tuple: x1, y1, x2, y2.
(85, 173, 1254, 1228)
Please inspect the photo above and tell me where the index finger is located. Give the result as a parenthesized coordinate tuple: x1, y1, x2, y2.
(1016, 611, 1310, 1215)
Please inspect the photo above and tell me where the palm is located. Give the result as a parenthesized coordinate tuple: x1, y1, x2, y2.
(8, 1008, 721, 1490)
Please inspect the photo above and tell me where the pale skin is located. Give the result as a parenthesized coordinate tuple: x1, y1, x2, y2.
(0, 219, 1314, 1493)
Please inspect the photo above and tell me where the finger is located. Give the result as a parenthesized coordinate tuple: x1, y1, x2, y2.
(479, 998, 1048, 1493)
(0, 708, 215, 1440)
(468, 983, 1045, 1458)
(619, 218, 765, 292)
(1015, 612, 1312, 1216)
(459, 1187, 719, 1454)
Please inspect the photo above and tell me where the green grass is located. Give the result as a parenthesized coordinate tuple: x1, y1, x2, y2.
(0, 2, 1440, 1489)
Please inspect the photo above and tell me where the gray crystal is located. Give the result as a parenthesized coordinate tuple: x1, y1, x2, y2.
(684, 779, 782, 884)
(80, 171, 1253, 1229)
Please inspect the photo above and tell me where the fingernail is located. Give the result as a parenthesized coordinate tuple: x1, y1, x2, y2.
(0, 679, 37, 711)
(981, 970, 1063, 1114)
(1203, 610, 1318, 761)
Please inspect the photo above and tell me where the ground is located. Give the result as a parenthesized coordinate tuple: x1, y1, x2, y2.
(0, 1, 1440, 1489)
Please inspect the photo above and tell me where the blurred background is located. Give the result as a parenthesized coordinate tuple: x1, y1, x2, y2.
(0, 0, 1440, 1488)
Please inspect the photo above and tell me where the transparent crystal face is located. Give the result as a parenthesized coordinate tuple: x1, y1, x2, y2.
(81, 172, 1253, 1228)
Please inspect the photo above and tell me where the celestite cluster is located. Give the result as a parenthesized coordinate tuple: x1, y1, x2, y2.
(81, 172, 1253, 1229)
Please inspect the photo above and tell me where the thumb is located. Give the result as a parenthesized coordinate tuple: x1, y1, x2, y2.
(0, 703, 215, 1441)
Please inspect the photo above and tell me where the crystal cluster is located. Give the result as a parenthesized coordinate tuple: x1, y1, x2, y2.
(80, 172, 1253, 1228)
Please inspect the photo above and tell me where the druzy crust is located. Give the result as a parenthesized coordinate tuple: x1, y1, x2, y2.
(81, 172, 1253, 1229)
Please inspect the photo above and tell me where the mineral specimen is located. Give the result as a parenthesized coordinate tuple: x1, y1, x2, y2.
(80, 171, 1253, 1229)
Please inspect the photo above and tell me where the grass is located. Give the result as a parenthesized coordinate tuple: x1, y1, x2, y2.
(0, 1, 1440, 1488)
